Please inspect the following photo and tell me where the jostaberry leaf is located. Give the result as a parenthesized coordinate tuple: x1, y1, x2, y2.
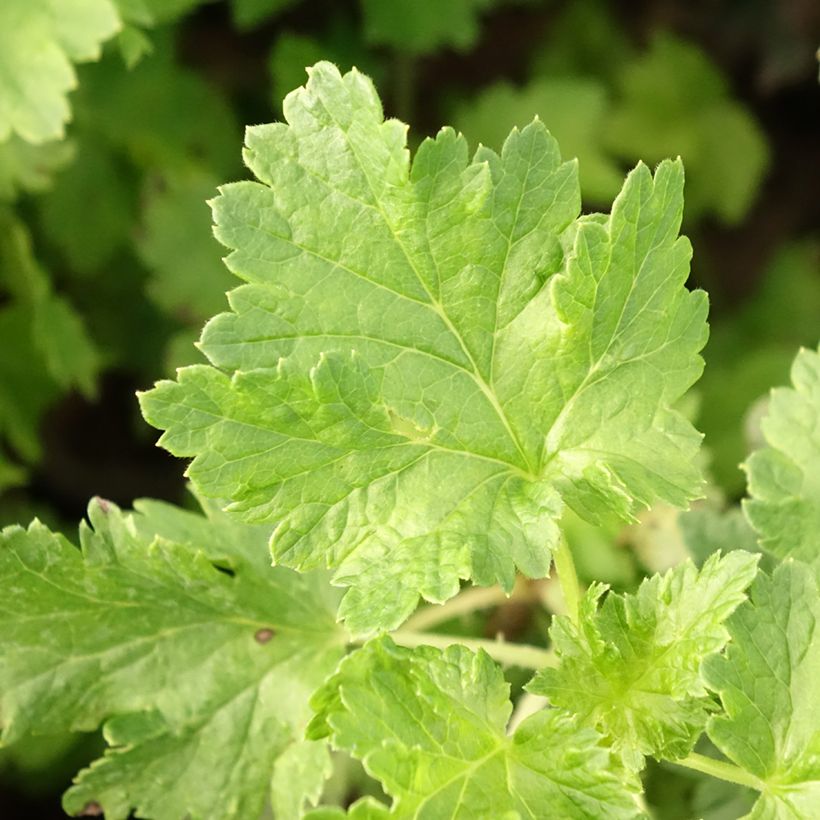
(528, 551, 758, 769)
(309, 636, 643, 818)
(703, 563, 820, 819)
(744, 346, 820, 576)
(140, 63, 707, 635)
(0, 498, 344, 820)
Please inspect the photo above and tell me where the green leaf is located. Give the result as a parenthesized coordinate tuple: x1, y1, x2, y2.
(678, 503, 760, 567)
(0, 498, 345, 820)
(0, 212, 100, 395)
(138, 168, 233, 321)
(360, 0, 494, 54)
(703, 563, 820, 818)
(38, 139, 134, 276)
(140, 63, 707, 635)
(0, 136, 74, 200)
(74, 42, 240, 177)
(113, 0, 209, 26)
(528, 551, 759, 769)
(230, 0, 297, 30)
(272, 739, 333, 820)
(0, 0, 120, 143)
(529, 0, 633, 80)
(309, 636, 643, 818)
(0, 304, 60, 461)
(32, 294, 100, 397)
(452, 79, 624, 203)
(744, 346, 820, 575)
(607, 33, 769, 224)
(0, 454, 26, 494)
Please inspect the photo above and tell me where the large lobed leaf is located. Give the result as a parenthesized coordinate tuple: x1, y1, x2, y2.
(529, 551, 759, 769)
(141, 62, 708, 635)
(308, 636, 643, 818)
(0, 497, 345, 820)
(703, 563, 820, 819)
(744, 345, 820, 577)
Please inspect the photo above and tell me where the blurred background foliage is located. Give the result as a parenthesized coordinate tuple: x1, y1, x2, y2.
(0, 0, 818, 817)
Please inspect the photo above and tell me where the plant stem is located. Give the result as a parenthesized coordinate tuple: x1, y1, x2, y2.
(403, 584, 514, 631)
(553, 536, 581, 625)
(389, 629, 556, 670)
(672, 752, 766, 792)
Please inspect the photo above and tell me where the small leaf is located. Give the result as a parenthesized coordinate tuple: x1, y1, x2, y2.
(529, 551, 759, 768)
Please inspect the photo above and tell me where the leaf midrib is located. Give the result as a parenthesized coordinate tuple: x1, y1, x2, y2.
(307, 89, 536, 475)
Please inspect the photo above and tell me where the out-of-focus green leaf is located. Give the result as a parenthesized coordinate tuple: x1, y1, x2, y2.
(38, 140, 135, 275)
(138, 169, 232, 321)
(452, 79, 624, 203)
(0, 214, 100, 463)
(231, 0, 297, 29)
(607, 33, 769, 224)
(360, 0, 494, 54)
(73, 42, 240, 176)
(0, 137, 75, 201)
(679, 503, 760, 566)
(530, 0, 633, 80)
(0, 0, 120, 143)
(141, 64, 708, 636)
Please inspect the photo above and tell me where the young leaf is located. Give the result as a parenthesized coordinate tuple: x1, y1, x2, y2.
(702, 562, 820, 817)
(528, 551, 759, 769)
(309, 636, 643, 818)
(140, 63, 707, 635)
(744, 346, 820, 576)
(38, 140, 134, 276)
(0, 0, 120, 143)
(0, 499, 345, 820)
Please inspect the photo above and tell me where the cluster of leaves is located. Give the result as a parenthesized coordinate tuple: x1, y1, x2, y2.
(0, 0, 542, 505)
(2, 60, 819, 820)
(0, 0, 802, 522)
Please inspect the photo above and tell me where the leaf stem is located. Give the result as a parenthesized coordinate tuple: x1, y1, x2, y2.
(389, 629, 557, 670)
(403, 584, 516, 631)
(553, 536, 581, 625)
(672, 752, 766, 792)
